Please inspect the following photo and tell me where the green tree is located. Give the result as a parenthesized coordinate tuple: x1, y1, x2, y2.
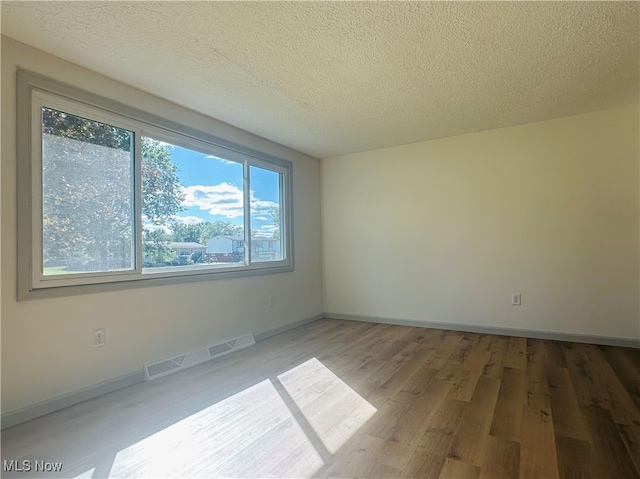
(140, 137, 185, 264)
(170, 220, 243, 244)
(141, 137, 184, 225)
(142, 229, 174, 265)
(43, 108, 131, 149)
(170, 222, 206, 243)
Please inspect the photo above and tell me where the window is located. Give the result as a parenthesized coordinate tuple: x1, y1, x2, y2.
(17, 71, 293, 299)
(41, 108, 136, 276)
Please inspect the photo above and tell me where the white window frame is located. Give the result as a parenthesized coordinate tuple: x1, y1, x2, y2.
(17, 70, 294, 300)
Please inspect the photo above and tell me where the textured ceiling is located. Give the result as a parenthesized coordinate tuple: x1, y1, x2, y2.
(2, 1, 639, 159)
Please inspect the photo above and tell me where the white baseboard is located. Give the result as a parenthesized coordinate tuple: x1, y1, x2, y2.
(1, 313, 325, 430)
(1, 371, 144, 430)
(325, 312, 640, 349)
(254, 313, 324, 341)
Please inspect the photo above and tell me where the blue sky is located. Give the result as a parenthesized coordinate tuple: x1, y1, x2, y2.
(158, 142, 280, 235)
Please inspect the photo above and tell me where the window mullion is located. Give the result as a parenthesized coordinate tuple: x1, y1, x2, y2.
(134, 129, 143, 274)
(280, 173, 286, 260)
(244, 160, 252, 265)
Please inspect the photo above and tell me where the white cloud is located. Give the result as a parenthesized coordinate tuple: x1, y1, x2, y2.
(181, 183, 279, 220)
(182, 183, 244, 218)
(205, 155, 240, 165)
(143, 214, 204, 233)
(251, 198, 277, 212)
(171, 215, 204, 225)
(253, 224, 279, 237)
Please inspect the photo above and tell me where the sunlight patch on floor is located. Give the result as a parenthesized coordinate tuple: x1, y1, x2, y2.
(110, 380, 323, 478)
(71, 468, 95, 479)
(278, 357, 377, 454)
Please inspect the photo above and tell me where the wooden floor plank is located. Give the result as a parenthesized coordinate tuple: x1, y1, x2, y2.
(479, 435, 520, 479)
(503, 336, 527, 370)
(547, 366, 590, 441)
(581, 404, 640, 479)
(543, 340, 568, 368)
(599, 346, 640, 409)
(617, 422, 640, 476)
(554, 434, 595, 479)
(423, 330, 465, 370)
(449, 377, 502, 466)
(401, 396, 467, 477)
(438, 458, 480, 479)
(439, 335, 493, 402)
(482, 336, 509, 380)
(578, 345, 640, 427)
(490, 367, 525, 441)
(519, 405, 560, 479)
(518, 339, 560, 479)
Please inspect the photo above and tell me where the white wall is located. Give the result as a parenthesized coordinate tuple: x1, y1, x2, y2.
(1, 37, 323, 414)
(323, 105, 639, 341)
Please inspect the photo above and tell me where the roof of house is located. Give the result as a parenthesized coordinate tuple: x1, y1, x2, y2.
(208, 235, 244, 241)
(165, 242, 206, 249)
(207, 235, 278, 242)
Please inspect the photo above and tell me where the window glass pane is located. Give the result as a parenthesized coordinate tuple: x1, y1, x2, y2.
(250, 165, 283, 262)
(42, 107, 134, 275)
(141, 137, 245, 271)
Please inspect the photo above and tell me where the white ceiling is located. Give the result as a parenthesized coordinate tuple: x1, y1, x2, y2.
(2, 1, 638, 159)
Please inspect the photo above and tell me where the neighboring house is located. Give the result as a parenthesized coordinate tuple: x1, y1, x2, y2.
(167, 242, 206, 261)
(251, 236, 282, 262)
(205, 235, 245, 262)
(205, 235, 281, 262)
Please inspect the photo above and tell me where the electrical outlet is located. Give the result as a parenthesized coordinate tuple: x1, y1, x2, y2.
(511, 293, 522, 306)
(93, 328, 106, 347)
(268, 295, 275, 307)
